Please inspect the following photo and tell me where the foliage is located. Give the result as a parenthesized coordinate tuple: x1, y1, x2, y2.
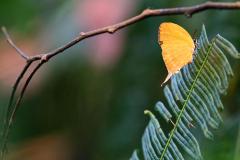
(130, 25, 240, 160)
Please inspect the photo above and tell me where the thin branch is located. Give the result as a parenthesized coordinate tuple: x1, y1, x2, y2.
(28, 1, 240, 62)
(7, 62, 32, 117)
(1, 27, 29, 60)
(1, 61, 44, 159)
(9, 61, 44, 127)
(1, 62, 32, 159)
(4, 61, 32, 130)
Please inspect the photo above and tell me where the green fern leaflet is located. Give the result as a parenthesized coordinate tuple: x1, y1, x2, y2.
(130, 25, 240, 160)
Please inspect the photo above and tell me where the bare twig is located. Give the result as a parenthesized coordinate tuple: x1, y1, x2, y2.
(1, 27, 29, 60)
(28, 1, 240, 62)
(1, 61, 44, 156)
(1, 62, 33, 159)
(1, 1, 240, 159)
(5, 62, 32, 121)
(10, 61, 44, 127)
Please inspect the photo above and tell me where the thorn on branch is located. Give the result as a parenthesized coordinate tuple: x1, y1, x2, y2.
(1, 26, 29, 60)
(80, 32, 86, 36)
(41, 54, 49, 62)
(142, 8, 153, 15)
(107, 27, 116, 34)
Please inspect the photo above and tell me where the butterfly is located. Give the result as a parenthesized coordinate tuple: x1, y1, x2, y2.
(158, 22, 195, 86)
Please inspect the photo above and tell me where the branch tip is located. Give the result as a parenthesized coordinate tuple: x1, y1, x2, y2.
(1, 26, 29, 60)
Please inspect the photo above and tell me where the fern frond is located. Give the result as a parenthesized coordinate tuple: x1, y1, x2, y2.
(130, 150, 141, 160)
(130, 25, 240, 160)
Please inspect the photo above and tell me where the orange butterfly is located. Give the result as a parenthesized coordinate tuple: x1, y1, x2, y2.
(159, 22, 195, 86)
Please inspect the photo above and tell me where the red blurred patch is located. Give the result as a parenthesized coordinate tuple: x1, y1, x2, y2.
(0, 36, 42, 93)
(74, 0, 138, 69)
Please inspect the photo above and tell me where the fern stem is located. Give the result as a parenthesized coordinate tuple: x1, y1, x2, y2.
(159, 39, 216, 160)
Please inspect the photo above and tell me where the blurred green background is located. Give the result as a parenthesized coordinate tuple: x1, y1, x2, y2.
(0, 0, 239, 160)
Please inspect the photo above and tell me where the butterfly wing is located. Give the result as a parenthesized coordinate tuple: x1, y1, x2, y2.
(159, 22, 195, 85)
